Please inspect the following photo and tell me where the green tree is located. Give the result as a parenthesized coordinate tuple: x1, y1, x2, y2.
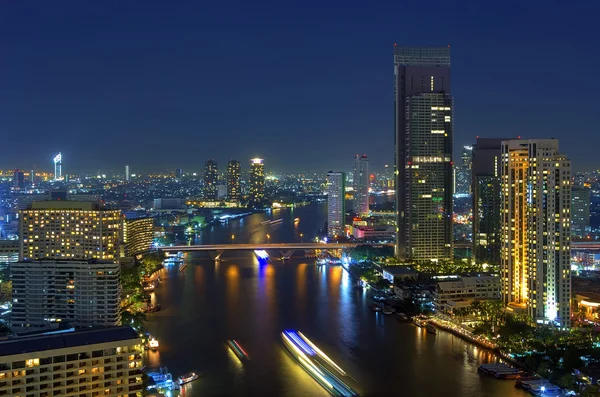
(563, 348, 583, 371)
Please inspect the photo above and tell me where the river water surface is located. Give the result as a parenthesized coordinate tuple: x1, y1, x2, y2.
(144, 204, 527, 397)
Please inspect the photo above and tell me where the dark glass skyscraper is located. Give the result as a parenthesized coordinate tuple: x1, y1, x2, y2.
(227, 160, 241, 201)
(394, 46, 453, 261)
(472, 138, 508, 265)
(204, 159, 218, 200)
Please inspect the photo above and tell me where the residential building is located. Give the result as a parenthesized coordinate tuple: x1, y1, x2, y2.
(0, 240, 19, 263)
(13, 169, 25, 189)
(204, 159, 218, 200)
(249, 158, 265, 205)
(434, 276, 501, 313)
(394, 45, 453, 261)
(353, 155, 369, 216)
(19, 201, 122, 262)
(11, 259, 121, 328)
(122, 217, 154, 257)
(0, 326, 143, 397)
(227, 160, 241, 201)
(501, 139, 571, 327)
(472, 138, 511, 265)
(572, 186, 591, 237)
(327, 171, 345, 238)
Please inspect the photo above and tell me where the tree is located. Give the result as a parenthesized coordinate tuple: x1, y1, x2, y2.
(563, 348, 583, 371)
(557, 373, 575, 390)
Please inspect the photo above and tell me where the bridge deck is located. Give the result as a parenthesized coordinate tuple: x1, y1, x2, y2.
(162, 243, 391, 251)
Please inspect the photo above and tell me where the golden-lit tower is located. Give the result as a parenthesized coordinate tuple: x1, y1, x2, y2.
(501, 139, 571, 328)
(227, 160, 241, 201)
(249, 158, 265, 205)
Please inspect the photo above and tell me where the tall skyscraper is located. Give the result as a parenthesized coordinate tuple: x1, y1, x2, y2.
(204, 159, 218, 200)
(125, 164, 130, 181)
(12, 169, 25, 189)
(472, 138, 510, 265)
(353, 155, 369, 216)
(227, 160, 241, 201)
(394, 45, 453, 261)
(53, 152, 62, 181)
(249, 158, 265, 206)
(19, 201, 122, 262)
(501, 139, 571, 328)
(11, 259, 121, 328)
(327, 171, 346, 238)
(571, 186, 591, 237)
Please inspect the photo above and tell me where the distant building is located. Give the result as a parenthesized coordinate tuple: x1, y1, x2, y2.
(249, 158, 265, 205)
(175, 168, 183, 178)
(353, 155, 369, 216)
(0, 326, 143, 396)
(204, 159, 218, 200)
(327, 171, 345, 238)
(349, 225, 394, 241)
(153, 198, 185, 210)
(434, 276, 501, 313)
(53, 152, 62, 181)
(123, 217, 154, 257)
(19, 201, 122, 262)
(455, 146, 472, 195)
(0, 240, 19, 263)
(394, 46, 453, 262)
(13, 169, 25, 189)
(501, 139, 571, 328)
(472, 138, 511, 265)
(227, 160, 241, 201)
(11, 259, 121, 328)
(572, 186, 591, 237)
(125, 164, 130, 181)
(217, 184, 227, 199)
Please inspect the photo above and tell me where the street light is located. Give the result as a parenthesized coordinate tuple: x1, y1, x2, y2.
(300, 233, 304, 243)
(266, 234, 270, 244)
(231, 234, 235, 244)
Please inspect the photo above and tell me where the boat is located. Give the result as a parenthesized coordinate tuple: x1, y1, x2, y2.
(413, 317, 426, 327)
(396, 313, 409, 321)
(146, 367, 178, 391)
(227, 339, 250, 361)
(148, 337, 159, 351)
(177, 372, 199, 386)
(528, 383, 561, 396)
(371, 304, 381, 312)
(179, 262, 187, 271)
(382, 306, 393, 315)
(426, 323, 437, 334)
(294, 217, 300, 223)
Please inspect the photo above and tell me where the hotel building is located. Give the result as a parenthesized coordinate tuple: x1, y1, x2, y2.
(122, 217, 154, 257)
(501, 139, 571, 327)
(19, 201, 121, 262)
(0, 326, 143, 397)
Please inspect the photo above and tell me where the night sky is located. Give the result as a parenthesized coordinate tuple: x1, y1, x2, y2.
(1, 1, 598, 174)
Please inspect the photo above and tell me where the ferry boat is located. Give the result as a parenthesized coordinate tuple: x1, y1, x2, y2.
(294, 217, 300, 223)
(148, 337, 159, 351)
(413, 317, 427, 327)
(426, 323, 437, 334)
(177, 372, 199, 386)
(261, 218, 283, 225)
(227, 339, 250, 361)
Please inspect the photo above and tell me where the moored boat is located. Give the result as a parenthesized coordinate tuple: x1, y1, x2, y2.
(227, 339, 250, 361)
(413, 317, 426, 327)
(177, 372, 198, 385)
(396, 313, 409, 321)
(426, 323, 437, 334)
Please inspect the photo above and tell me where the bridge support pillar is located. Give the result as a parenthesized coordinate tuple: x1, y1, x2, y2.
(209, 250, 225, 262)
(280, 250, 295, 260)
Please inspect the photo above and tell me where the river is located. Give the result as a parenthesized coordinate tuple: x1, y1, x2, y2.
(144, 204, 527, 397)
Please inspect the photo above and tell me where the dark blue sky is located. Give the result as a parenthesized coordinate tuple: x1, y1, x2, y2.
(1, 0, 598, 174)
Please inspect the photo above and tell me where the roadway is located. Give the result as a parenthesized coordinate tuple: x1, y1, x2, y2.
(161, 243, 383, 252)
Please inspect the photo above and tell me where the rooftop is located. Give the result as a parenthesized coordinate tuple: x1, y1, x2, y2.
(0, 326, 139, 358)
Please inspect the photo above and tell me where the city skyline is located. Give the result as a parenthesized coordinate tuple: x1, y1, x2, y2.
(1, 2, 599, 172)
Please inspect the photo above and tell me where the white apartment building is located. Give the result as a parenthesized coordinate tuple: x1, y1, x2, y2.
(500, 139, 571, 328)
(433, 276, 500, 313)
(11, 260, 120, 329)
(0, 326, 143, 397)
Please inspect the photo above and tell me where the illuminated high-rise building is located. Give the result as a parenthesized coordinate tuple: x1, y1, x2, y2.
(394, 45, 453, 261)
(501, 139, 571, 328)
(19, 201, 122, 262)
(353, 155, 369, 216)
(204, 159, 218, 200)
(53, 152, 62, 181)
(455, 145, 473, 195)
(249, 158, 265, 206)
(125, 164, 130, 181)
(227, 160, 241, 201)
(327, 171, 346, 237)
(122, 217, 154, 257)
